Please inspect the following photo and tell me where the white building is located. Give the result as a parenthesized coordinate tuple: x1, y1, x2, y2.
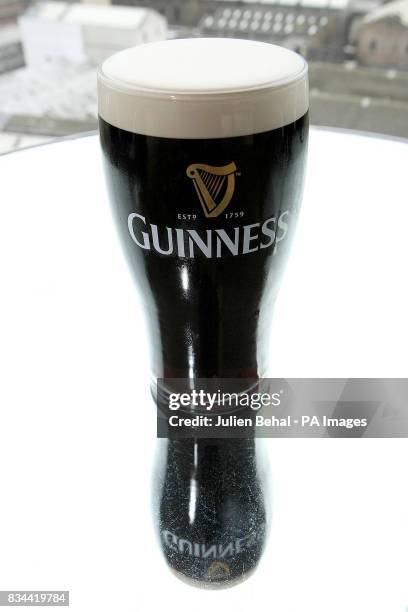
(19, 2, 167, 67)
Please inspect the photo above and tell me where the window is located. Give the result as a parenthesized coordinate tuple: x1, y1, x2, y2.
(369, 39, 377, 52)
(204, 16, 214, 28)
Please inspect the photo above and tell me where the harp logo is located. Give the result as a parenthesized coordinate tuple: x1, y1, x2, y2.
(186, 162, 239, 218)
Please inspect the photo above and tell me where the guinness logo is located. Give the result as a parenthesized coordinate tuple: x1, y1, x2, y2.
(186, 162, 238, 218)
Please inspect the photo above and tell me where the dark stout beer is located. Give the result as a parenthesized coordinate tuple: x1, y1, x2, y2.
(98, 38, 309, 586)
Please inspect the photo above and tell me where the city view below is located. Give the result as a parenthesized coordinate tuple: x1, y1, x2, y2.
(0, 0, 407, 154)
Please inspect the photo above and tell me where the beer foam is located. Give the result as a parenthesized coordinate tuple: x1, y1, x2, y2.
(98, 38, 308, 139)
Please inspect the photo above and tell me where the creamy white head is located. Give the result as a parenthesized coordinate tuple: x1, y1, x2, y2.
(98, 38, 308, 139)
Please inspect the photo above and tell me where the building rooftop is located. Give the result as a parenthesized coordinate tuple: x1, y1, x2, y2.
(0, 61, 97, 122)
(22, 1, 152, 28)
(362, 0, 408, 25)
(212, 0, 350, 8)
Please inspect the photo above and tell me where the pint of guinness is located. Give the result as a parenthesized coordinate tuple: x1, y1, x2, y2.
(98, 38, 308, 382)
(98, 38, 309, 586)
